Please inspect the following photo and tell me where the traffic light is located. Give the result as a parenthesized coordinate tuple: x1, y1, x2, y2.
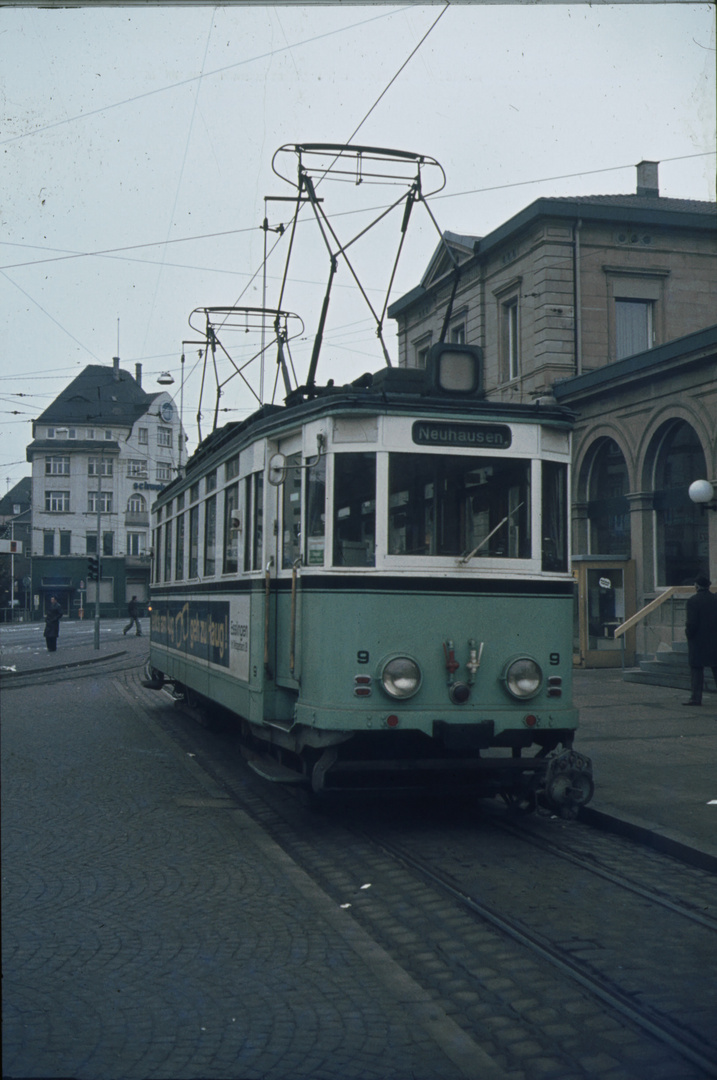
(87, 556, 99, 581)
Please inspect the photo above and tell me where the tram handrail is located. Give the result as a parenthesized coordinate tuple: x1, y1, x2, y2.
(613, 585, 699, 639)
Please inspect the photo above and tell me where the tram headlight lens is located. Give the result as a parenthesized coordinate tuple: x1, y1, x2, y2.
(380, 656, 422, 700)
(503, 657, 543, 700)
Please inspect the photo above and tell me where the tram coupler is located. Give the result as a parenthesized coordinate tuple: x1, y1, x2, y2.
(541, 748, 594, 819)
(141, 662, 164, 690)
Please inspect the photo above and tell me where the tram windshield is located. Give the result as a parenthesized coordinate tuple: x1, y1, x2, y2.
(388, 453, 531, 559)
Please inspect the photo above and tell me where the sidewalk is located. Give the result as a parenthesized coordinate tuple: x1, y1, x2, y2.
(573, 667, 717, 867)
(2, 625, 715, 866)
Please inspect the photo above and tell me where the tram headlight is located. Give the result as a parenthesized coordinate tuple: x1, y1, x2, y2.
(380, 656, 422, 700)
(502, 657, 543, 700)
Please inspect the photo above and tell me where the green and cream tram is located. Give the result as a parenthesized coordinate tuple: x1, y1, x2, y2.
(146, 344, 593, 815)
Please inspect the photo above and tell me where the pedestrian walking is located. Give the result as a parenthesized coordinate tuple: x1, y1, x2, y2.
(683, 574, 717, 706)
(123, 595, 142, 637)
(43, 596, 63, 652)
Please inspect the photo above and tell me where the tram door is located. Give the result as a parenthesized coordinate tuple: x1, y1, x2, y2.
(573, 557, 635, 668)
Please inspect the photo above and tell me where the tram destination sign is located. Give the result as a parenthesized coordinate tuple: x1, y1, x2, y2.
(412, 421, 512, 449)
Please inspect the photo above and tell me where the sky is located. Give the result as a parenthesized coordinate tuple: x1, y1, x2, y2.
(1, 2, 715, 489)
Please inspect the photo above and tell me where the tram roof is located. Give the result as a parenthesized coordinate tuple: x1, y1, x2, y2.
(156, 370, 573, 505)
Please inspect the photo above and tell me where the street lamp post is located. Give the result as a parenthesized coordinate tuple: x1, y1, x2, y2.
(688, 479, 717, 511)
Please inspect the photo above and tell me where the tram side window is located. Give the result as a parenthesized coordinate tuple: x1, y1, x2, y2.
(282, 453, 302, 569)
(542, 461, 568, 572)
(155, 527, 162, 583)
(253, 473, 264, 570)
(305, 453, 326, 566)
(164, 521, 173, 581)
(175, 513, 185, 579)
(241, 472, 264, 572)
(204, 495, 217, 575)
(223, 484, 239, 574)
(188, 505, 199, 578)
(388, 454, 531, 558)
(333, 453, 376, 567)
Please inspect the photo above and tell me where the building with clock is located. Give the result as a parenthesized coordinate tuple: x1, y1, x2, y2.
(25, 358, 184, 619)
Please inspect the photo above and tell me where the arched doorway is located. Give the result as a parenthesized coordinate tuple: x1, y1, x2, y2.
(651, 421, 708, 586)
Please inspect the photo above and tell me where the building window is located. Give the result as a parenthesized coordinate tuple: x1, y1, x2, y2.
(450, 323, 466, 345)
(615, 298, 653, 360)
(138, 428, 148, 445)
(43, 530, 55, 555)
(102, 532, 114, 557)
(68, 428, 76, 439)
(88, 491, 113, 513)
(587, 438, 630, 556)
(47, 428, 55, 439)
(88, 458, 113, 477)
(126, 459, 148, 478)
(158, 427, 172, 448)
(501, 297, 520, 381)
(127, 532, 146, 556)
(86, 428, 95, 440)
(127, 493, 147, 515)
(104, 430, 113, 441)
(653, 421, 707, 586)
(45, 456, 70, 476)
(45, 490, 70, 512)
(59, 531, 71, 556)
(204, 495, 217, 575)
(156, 463, 171, 483)
(86, 533, 98, 554)
(414, 335, 432, 369)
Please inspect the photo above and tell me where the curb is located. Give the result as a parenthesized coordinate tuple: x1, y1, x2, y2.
(0, 650, 129, 679)
(579, 805, 717, 874)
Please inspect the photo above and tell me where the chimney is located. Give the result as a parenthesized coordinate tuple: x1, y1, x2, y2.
(112, 356, 120, 381)
(135, 363, 142, 388)
(636, 160, 659, 198)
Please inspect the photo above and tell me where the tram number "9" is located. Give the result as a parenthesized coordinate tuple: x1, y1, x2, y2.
(549, 652, 560, 666)
(357, 651, 370, 665)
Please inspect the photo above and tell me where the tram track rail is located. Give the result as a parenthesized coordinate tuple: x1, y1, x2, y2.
(485, 815, 717, 932)
(121, 668, 717, 1079)
(360, 828, 717, 1078)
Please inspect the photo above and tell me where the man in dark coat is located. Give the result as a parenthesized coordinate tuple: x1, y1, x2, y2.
(123, 595, 142, 637)
(683, 575, 717, 706)
(43, 596, 63, 652)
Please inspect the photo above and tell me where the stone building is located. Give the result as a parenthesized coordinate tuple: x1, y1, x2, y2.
(25, 359, 184, 619)
(388, 162, 717, 664)
(0, 477, 32, 620)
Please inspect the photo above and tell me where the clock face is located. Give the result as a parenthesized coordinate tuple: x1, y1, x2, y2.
(160, 402, 173, 422)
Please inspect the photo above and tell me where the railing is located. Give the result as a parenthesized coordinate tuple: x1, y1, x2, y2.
(615, 585, 717, 667)
(613, 586, 696, 639)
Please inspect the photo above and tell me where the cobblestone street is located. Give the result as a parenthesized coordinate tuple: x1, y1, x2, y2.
(2, 663, 485, 1080)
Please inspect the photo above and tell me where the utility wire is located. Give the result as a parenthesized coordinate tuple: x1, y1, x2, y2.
(2, 150, 713, 274)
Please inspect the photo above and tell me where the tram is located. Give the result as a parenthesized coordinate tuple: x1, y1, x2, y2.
(144, 143, 593, 815)
(145, 343, 593, 815)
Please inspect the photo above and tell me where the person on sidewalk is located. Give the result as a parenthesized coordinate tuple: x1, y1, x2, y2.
(43, 596, 63, 652)
(683, 574, 717, 706)
(123, 595, 142, 637)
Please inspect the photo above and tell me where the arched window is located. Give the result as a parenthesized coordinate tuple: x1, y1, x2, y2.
(652, 421, 707, 586)
(586, 438, 630, 555)
(127, 493, 147, 515)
